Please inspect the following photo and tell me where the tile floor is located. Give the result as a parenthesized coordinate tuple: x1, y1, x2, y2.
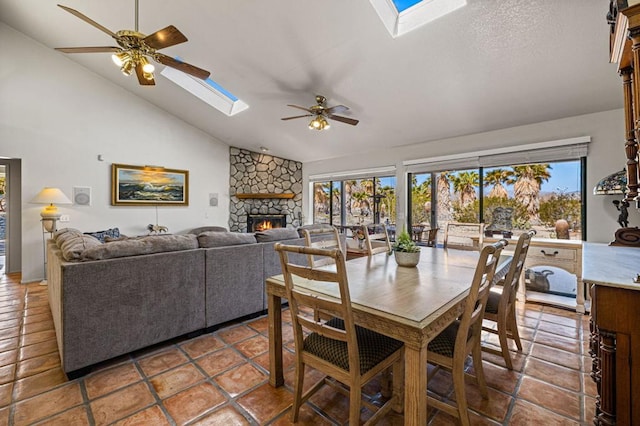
(0, 272, 596, 425)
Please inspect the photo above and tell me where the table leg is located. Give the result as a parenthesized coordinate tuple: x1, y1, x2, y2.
(268, 292, 284, 387)
(404, 344, 427, 425)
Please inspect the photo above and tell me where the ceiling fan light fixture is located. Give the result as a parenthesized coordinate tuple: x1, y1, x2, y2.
(308, 116, 330, 131)
(139, 56, 155, 74)
(120, 60, 134, 76)
(111, 51, 129, 67)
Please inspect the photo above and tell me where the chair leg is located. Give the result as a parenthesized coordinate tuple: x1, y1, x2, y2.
(452, 360, 471, 426)
(349, 384, 363, 426)
(508, 307, 523, 351)
(291, 363, 305, 422)
(497, 321, 513, 370)
(472, 344, 489, 399)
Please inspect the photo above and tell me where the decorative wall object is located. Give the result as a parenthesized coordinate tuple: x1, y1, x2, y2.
(229, 148, 302, 232)
(73, 186, 92, 206)
(111, 164, 189, 206)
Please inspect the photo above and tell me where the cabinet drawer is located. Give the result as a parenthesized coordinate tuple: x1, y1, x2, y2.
(528, 247, 576, 261)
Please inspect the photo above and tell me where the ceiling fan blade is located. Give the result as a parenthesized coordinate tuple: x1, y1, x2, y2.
(287, 104, 314, 113)
(327, 114, 359, 126)
(135, 65, 156, 86)
(281, 114, 313, 121)
(57, 4, 117, 38)
(143, 25, 188, 50)
(155, 53, 210, 80)
(55, 46, 121, 53)
(324, 105, 349, 114)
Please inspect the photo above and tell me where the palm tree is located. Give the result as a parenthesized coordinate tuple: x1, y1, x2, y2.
(314, 182, 330, 215)
(450, 171, 479, 207)
(484, 168, 512, 199)
(436, 172, 452, 224)
(512, 164, 552, 225)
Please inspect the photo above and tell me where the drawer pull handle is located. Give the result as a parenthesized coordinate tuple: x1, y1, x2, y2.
(541, 250, 559, 257)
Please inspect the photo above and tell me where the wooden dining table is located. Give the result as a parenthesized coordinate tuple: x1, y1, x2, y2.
(266, 247, 511, 426)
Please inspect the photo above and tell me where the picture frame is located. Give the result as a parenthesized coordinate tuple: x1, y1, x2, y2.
(111, 163, 189, 206)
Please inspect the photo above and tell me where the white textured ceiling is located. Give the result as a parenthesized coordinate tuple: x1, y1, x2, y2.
(0, 0, 623, 162)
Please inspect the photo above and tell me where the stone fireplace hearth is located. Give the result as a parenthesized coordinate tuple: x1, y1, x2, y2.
(229, 148, 303, 232)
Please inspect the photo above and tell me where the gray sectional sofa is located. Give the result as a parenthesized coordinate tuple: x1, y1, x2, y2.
(47, 226, 332, 376)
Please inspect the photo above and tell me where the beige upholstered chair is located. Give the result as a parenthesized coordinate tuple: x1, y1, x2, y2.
(443, 221, 485, 251)
(426, 240, 507, 426)
(362, 223, 392, 256)
(302, 226, 344, 267)
(275, 243, 404, 425)
(482, 230, 535, 369)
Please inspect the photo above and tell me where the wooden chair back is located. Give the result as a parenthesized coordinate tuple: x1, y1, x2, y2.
(443, 221, 485, 251)
(363, 223, 392, 255)
(501, 230, 535, 306)
(302, 226, 344, 267)
(426, 227, 439, 247)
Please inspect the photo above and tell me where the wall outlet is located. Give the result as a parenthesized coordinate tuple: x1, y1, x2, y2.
(59, 215, 70, 222)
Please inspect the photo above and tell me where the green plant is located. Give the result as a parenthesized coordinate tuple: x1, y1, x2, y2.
(392, 227, 420, 253)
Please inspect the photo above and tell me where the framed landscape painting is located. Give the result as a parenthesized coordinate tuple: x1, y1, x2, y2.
(111, 164, 189, 206)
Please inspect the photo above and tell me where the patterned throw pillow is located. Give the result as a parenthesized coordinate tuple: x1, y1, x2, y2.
(84, 227, 120, 243)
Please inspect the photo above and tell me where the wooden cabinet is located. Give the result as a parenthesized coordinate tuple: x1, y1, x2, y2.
(584, 243, 640, 425)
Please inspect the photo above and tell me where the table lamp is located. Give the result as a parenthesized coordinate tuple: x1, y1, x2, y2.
(30, 187, 72, 232)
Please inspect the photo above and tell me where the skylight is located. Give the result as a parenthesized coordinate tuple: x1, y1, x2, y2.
(370, 0, 467, 38)
(161, 61, 248, 117)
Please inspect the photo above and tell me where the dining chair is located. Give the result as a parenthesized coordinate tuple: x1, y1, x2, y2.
(443, 221, 485, 251)
(426, 239, 507, 426)
(275, 243, 405, 425)
(302, 226, 344, 267)
(482, 230, 535, 369)
(425, 227, 439, 247)
(363, 223, 392, 255)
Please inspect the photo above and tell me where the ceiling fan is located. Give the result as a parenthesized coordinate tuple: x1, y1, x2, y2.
(282, 95, 359, 130)
(54, 1, 210, 86)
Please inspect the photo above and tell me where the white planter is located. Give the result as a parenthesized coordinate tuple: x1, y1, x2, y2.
(394, 250, 420, 267)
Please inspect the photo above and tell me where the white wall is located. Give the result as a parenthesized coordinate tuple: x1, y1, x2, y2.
(304, 109, 634, 244)
(0, 23, 231, 283)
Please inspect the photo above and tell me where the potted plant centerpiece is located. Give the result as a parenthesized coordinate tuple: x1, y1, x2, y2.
(392, 227, 421, 267)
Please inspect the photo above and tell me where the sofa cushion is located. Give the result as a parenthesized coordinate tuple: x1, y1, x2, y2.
(197, 231, 257, 248)
(82, 234, 199, 260)
(84, 227, 121, 243)
(60, 235, 103, 261)
(255, 228, 300, 242)
(297, 223, 336, 238)
(53, 228, 83, 245)
(188, 226, 228, 235)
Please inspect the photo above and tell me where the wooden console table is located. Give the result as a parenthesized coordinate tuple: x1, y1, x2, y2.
(478, 237, 584, 313)
(584, 242, 640, 425)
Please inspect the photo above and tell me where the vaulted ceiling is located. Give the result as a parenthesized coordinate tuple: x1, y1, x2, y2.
(0, 0, 623, 162)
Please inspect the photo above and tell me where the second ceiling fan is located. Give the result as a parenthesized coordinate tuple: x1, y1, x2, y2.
(54, 1, 210, 86)
(282, 95, 359, 131)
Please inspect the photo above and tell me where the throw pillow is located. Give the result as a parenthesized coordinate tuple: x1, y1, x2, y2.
(53, 228, 82, 245)
(82, 234, 199, 260)
(197, 231, 257, 248)
(84, 227, 121, 243)
(59, 234, 102, 261)
(255, 227, 300, 242)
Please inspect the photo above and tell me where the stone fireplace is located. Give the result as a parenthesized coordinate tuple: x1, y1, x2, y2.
(229, 148, 303, 232)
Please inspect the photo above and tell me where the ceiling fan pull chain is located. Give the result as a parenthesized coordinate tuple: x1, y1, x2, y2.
(135, 0, 139, 32)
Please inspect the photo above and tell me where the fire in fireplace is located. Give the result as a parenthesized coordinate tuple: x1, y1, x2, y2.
(247, 214, 286, 232)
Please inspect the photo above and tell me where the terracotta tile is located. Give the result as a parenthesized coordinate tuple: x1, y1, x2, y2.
(481, 349, 527, 372)
(237, 382, 293, 424)
(137, 347, 188, 377)
(429, 409, 498, 426)
(0, 406, 8, 425)
(448, 382, 512, 422)
(0, 364, 15, 386)
(180, 335, 225, 359)
(20, 329, 56, 347)
(582, 372, 597, 397)
(22, 320, 53, 335)
(584, 395, 596, 424)
(12, 382, 83, 425)
(0, 350, 16, 368)
(234, 334, 269, 358)
(196, 347, 245, 377)
(253, 348, 295, 374)
(190, 405, 251, 425)
(23, 305, 51, 317)
(163, 382, 226, 425)
(111, 405, 171, 426)
(271, 405, 336, 426)
(0, 326, 19, 341)
(509, 399, 579, 425)
(534, 330, 581, 354)
(530, 343, 581, 370)
(19, 339, 58, 361)
(0, 311, 20, 322)
(0, 318, 20, 331)
(308, 381, 351, 424)
(84, 363, 142, 400)
(537, 320, 581, 339)
(426, 368, 454, 396)
(32, 405, 90, 426)
(0, 338, 17, 353)
(90, 382, 155, 426)
(524, 357, 581, 392)
(246, 316, 270, 334)
(469, 361, 519, 394)
(149, 364, 205, 399)
(23, 313, 52, 325)
(583, 355, 594, 373)
(0, 382, 12, 407)
(215, 363, 267, 397)
(517, 376, 581, 420)
(539, 312, 582, 329)
(217, 325, 258, 345)
(12, 367, 67, 401)
(16, 351, 60, 379)
(482, 333, 532, 354)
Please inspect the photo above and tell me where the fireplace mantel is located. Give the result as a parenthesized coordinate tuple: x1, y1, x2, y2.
(235, 193, 295, 199)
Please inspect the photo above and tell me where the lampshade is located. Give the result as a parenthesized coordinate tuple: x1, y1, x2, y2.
(31, 187, 72, 232)
(593, 169, 627, 195)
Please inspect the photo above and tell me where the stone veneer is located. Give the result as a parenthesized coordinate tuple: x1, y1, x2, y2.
(229, 147, 303, 232)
